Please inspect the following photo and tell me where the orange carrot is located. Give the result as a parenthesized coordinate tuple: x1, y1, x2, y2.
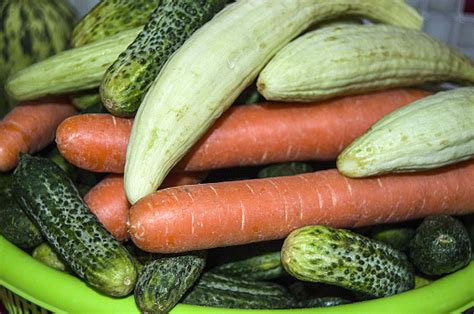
(84, 171, 206, 241)
(0, 97, 76, 172)
(56, 89, 430, 173)
(129, 160, 474, 253)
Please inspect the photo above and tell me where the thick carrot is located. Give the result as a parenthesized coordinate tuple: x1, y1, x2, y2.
(0, 97, 77, 172)
(129, 160, 474, 253)
(84, 171, 206, 241)
(56, 89, 430, 173)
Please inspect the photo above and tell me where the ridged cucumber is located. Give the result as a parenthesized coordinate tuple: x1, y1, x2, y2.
(182, 272, 298, 309)
(71, 0, 159, 47)
(210, 251, 285, 280)
(124, 0, 422, 204)
(6, 27, 142, 101)
(100, 0, 227, 117)
(134, 251, 206, 314)
(12, 154, 137, 297)
(0, 173, 43, 249)
(281, 225, 414, 298)
(409, 215, 471, 276)
(337, 87, 474, 177)
(257, 24, 474, 102)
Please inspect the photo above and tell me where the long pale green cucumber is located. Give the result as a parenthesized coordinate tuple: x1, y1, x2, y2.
(6, 27, 142, 101)
(337, 87, 474, 177)
(124, 0, 422, 204)
(257, 24, 474, 102)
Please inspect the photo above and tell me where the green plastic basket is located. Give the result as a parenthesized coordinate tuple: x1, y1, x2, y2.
(1, 235, 473, 314)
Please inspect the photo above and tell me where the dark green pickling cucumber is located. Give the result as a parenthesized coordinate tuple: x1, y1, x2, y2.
(462, 214, 474, 256)
(32, 242, 69, 272)
(71, 0, 160, 47)
(299, 297, 351, 308)
(100, 0, 228, 117)
(370, 225, 415, 252)
(257, 162, 314, 178)
(409, 215, 471, 276)
(12, 154, 137, 297)
(210, 251, 285, 280)
(135, 251, 206, 314)
(281, 225, 415, 298)
(0, 173, 43, 249)
(182, 272, 298, 309)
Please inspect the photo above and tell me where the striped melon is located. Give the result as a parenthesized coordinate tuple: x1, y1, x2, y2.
(0, 0, 76, 115)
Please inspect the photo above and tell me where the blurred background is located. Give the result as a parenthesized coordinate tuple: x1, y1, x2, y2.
(67, 0, 474, 59)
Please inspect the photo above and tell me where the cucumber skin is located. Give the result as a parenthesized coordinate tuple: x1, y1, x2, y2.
(409, 215, 472, 276)
(134, 251, 206, 314)
(71, 0, 159, 47)
(210, 251, 285, 280)
(257, 162, 314, 179)
(0, 173, 43, 249)
(282, 225, 415, 298)
(371, 226, 415, 252)
(182, 272, 298, 309)
(12, 154, 137, 297)
(101, 0, 227, 117)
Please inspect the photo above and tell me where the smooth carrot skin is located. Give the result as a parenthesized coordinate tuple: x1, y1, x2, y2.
(56, 89, 430, 173)
(84, 172, 206, 241)
(129, 160, 474, 253)
(0, 97, 77, 172)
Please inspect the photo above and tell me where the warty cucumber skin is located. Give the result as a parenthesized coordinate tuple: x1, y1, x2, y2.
(6, 27, 142, 101)
(71, 0, 160, 47)
(0, 173, 43, 249)
(257, 24, 474, 102)
(281, 225, 414, 298)
(337, 87, 474, 177)
(101, 0, 227, 117)
(12, 154, 137, 297)
(182, 272, 298, 309)
(124, 0, 422, 204)
(134, 251, 206, 314)
(210, 251, 285, 280)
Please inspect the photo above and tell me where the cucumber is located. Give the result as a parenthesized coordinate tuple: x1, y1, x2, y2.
(124, 0, 422, 204)
(6, 27, 142, 101)
(257, 162, 314, 179)
(281, 225, 415, 298)
(257, 24, 474, 102)
(70, 89, 102, 111)
(299, 296, 351, 308)
(100, 0, 227, 117)
(182, 272, 298, 309)
(12, 154, 137, 297)
(337, 87, 474, 177)
(134, 251, 206, 314)
(209, 251, 285, 280)
(71, 0, 159, 47)
(370, 225, 415, 252)
(409, 215, 471, 276)
(0, 173, 43, 249)
(32, 242, 68, 272)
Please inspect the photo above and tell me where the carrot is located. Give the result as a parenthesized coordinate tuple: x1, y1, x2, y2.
(129, 160, 474, 253)
(56, 88, 430, 173)
(84, 171, 206, 241)
(0, 97, 77, 172)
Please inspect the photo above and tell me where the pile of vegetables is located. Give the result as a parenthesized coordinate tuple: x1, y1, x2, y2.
(0, 0, 473, 313)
